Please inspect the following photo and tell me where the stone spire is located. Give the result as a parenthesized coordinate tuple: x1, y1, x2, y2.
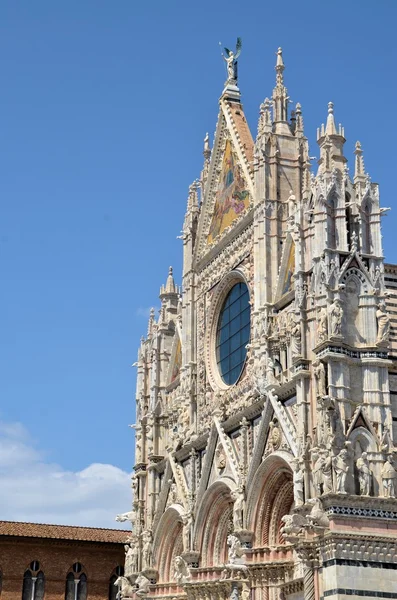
(257, 98, 272, 139)
(354, 141, 366, 185)
(147, 307, 155, 338)
(272, 48, 289, 132)
(317, 102, 346, 174)
(201, 136, 211, 191)
(162, 266, 177, 295)
(295, 102, 304, 136)
(203, 132, 211, 161)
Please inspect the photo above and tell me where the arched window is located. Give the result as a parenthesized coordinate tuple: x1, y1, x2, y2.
(216, 282, 250, 385)
(22, 561, 45, 600)
(327, 197, 336, 249)
(65, 563, 87, 600)
(109, 566, 124, 600)
(362, 200, 372, 254)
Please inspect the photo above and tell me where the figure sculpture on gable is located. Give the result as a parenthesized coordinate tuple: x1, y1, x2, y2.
(222, 38, 242, 83)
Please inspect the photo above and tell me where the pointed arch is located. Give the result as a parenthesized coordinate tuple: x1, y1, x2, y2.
(153, 504, 184, 583)
(246, 452, 294, 547)
(22, 561, 45, 600)
(194, 479, 235, 567)
(65, 563, 87, 600)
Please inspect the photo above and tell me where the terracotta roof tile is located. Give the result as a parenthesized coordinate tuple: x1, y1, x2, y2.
(0, 521, 130, 544)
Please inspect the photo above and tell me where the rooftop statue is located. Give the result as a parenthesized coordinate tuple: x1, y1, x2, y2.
(222, 37, 242, 83)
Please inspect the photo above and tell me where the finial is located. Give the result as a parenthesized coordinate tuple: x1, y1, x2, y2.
(187, 180, 199, 211)
(325, 101, 337, 135)
(354, 141, 366, 184)
(295, 102, 304, 134)
(147, 308, 155, 337)
(203, 132, 211, 160)
(275, 47, 285, 85)
(165, 266, 177, 294)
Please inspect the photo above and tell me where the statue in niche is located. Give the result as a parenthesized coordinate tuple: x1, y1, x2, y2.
(174, 556, 191, 584)
(231, 485, 245, 530)
(329, 298, 343, 337)
(312, 449, 325, 496)
(146, 414, 154, 456)
(320, 450, 333, 494)
(376, 300, 391, 346)
(332, 449, 349, 493)
(356, 452, 372, 496)
(141, 530, 153, 568)
(317, 308, 328, 344)
(290, 311, 302, 357)
(181, 509, 194, 551)
(287, 190, 297, 221)
(269, 420, 282, 451)
(313, 360, 327, 398)
(215, 444, 227, 472)
(292, 459, 304, 506)
(168, 480, 178, 504)
(381, 455, 397, 498)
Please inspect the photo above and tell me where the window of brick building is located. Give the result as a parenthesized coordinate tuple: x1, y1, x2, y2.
(22, 561, 45, 600)
(109, 566, 124, 600)
(65, 563, 87, 600)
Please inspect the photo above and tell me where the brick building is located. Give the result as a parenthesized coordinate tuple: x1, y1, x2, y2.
(0, 522, 129, 600)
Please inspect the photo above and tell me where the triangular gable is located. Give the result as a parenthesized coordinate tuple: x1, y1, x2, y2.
(275, 234, 295, 303)
(194, 99, 254, 262)
(166, 333, 182, 388)
(338, 250, 373, 289)
(207, 137, 250, 244)
(346, 405, 378, 439)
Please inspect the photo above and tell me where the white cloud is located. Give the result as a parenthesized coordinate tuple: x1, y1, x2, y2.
(135, 306, 159, 319)
(0, 420, 132, 529)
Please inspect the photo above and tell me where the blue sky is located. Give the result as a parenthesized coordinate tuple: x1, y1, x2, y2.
(1, 1, 396, 526)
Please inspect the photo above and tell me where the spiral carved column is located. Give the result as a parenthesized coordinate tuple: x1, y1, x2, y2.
(303, 566, 315, 600)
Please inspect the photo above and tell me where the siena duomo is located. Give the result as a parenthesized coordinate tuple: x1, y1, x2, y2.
(121, 45, 397, 600)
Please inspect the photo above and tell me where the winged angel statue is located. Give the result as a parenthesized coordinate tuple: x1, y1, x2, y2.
(223, 37, 242, 83)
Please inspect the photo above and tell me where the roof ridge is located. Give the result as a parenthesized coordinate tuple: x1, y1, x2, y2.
(0, 520, 130, 532)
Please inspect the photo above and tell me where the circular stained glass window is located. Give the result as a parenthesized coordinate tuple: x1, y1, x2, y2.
(216, 282, 250, 385)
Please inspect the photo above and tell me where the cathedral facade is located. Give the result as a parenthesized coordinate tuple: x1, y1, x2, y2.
(123, 48, 397, 600)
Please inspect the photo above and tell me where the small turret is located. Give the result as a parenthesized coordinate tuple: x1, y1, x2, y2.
(317, 102, 346, 174)
(159, 266, 179, 315)
(147, 307, 156, 338)
(354, 141, 366, 185)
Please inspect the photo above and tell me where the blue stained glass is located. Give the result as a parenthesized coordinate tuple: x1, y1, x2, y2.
(216, 282, 250, 385)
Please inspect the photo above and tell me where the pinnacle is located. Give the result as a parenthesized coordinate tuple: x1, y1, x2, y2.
(165, 266, 176, 294)
(325, 101, 337, 135)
